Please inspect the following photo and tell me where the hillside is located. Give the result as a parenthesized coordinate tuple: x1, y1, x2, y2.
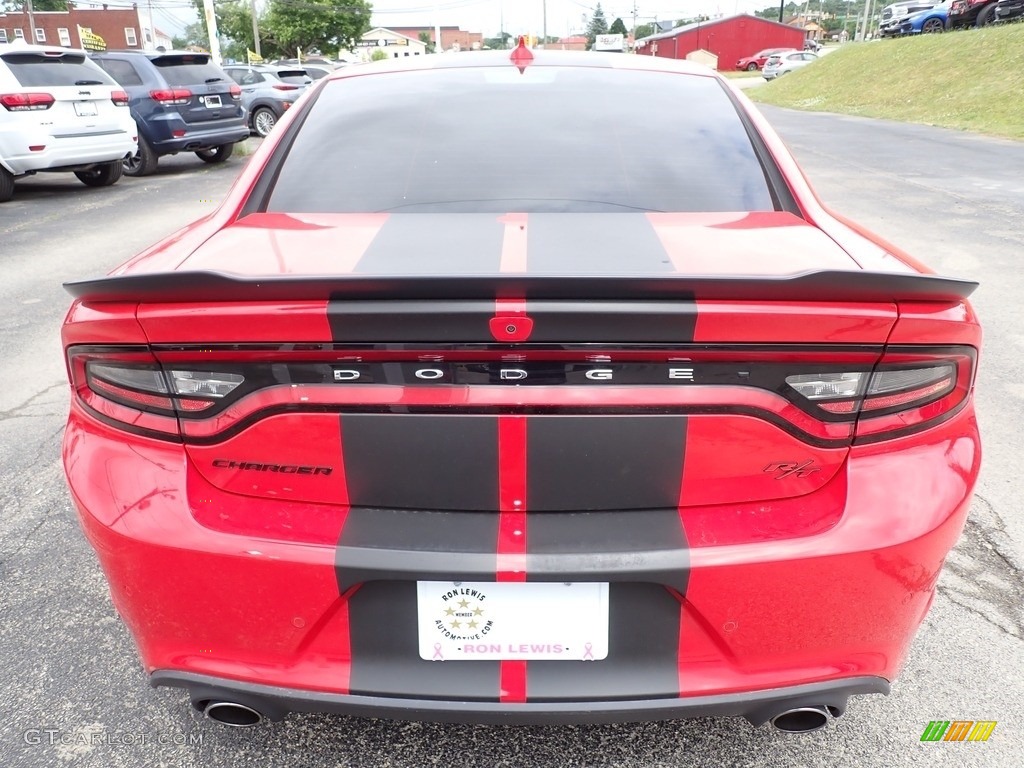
(749, 24, 1024, 140)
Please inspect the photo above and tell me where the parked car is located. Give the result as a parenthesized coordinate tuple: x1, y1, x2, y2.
(948, 0, 1000, 26)
(897, 2, 951, 32)
(90, 50, 249, 176)
(223, 64, 311, 137)
(735, 47, 795, 71)
(61, 46, 981, 733)
(0, 43, 136, 202)
(879, 0, 943, 35)
(762, 51, 818, 80)
(993, 0, 1024, 21)
(274, 58, 339, 79)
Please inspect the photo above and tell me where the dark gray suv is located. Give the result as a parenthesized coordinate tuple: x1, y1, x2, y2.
(91, 50, 250, 176)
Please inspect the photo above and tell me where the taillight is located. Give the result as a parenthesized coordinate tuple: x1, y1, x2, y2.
(111, 89, 130, 107)
(149, 88, 192, 105)
(229, 84, 241, 99)
(272, 84, 299, 91)
(68, 347, 245, 440)
(1, 92, 55, 111)
(785, 346, 975, 442)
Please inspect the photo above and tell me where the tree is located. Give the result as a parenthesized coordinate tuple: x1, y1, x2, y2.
(585, 2, 609, 49)
(265, 0, 372, 58)
(633, 22, 656, 40)
(609, 18, 628, 36)
(418, 31, 435, 54)
(172, 22, 208, 51)
(6, 0, 65, 9)
(370, 48, 388, 62)
(484, 32, 512, 49)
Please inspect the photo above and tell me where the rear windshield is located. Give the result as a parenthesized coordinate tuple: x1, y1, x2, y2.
(0, 53, 114, 87)
(265, 67, 775, 214)
(152, 55, 227, 86)
(275, 69, 310, 84)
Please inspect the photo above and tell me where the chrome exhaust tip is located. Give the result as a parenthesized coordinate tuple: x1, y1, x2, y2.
(203, 701, 264, 727)
(770, 706, 830, 733)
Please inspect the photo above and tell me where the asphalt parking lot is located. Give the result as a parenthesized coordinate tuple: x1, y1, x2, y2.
(1, 112, 1022, 767)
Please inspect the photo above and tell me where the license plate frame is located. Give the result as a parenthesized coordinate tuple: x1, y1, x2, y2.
(203, 95, 222, 109)
(416, 581, 609, 661)
(74, 101, 98, 117)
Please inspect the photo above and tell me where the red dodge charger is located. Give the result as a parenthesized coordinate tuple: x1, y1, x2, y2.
(61, 45, 981, 733)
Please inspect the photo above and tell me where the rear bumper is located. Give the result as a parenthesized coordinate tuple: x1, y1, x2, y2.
(0, 130, 135, 175)
(64, 401, 980, 720)
(141, 112, 250, 155)
(154, 670, 889, 726)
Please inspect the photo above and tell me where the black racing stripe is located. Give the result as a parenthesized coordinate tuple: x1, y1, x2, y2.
(525, 509, 688, 592)
(526, 213, 675, 274)
(526, 300, 697, 342)
(353, 214, 505, 275)
(525, 583, 681, 702)
(347, 581, 501, 701)
(526, 416, 687, 511)
(335, 507, 499, 591)
(341, 414, 499, 511)
(326, 300, 698, 342)
(327, 300, 497, 342)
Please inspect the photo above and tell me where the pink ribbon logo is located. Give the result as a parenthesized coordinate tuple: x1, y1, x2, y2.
(583, 642, 594, 661)
(432, 643, 444, 661)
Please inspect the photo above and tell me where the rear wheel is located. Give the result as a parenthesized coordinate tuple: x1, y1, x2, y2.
(196, 143, 235, 164)
(123, 135, 157, 177)
(745, 62, 758, 71)
(976, 4, 996, 25)
(252, 107, 277, 138)
(923, 18, 945, 33)
(75, 160, 123, 187)
(0, 167, 13, 203)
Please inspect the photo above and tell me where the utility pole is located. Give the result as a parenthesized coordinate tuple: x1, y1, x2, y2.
(250, 0, 261, 57)
(25, 0, 37, 43)
(147, 0, 156, 50)
(542, 0, 547, 48)
(632, 1, 638, 51)
(202, 0, 223, 66)
(434, 2, 443, 53)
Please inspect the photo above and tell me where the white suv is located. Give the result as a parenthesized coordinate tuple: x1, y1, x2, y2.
(0, 42, 138, 202)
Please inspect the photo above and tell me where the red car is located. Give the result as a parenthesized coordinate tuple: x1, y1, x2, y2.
(736, 47, 796, 71)
(61, 45, 981, 733)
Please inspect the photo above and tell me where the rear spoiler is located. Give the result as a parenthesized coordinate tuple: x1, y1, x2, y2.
(64, 270, 978, 304)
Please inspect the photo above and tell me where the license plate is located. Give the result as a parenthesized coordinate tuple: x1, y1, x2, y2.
(203, 95, 222, 108)
(74, 101, 98, 117)
(417, 581, 609, 661)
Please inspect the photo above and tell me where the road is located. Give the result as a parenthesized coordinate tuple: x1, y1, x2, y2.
(1, 115, 1021, 767)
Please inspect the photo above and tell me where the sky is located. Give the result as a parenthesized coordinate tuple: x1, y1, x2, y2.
(72, 0, 787, 42)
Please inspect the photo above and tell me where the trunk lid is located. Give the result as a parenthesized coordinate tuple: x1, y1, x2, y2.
(75, 212, 975, 513)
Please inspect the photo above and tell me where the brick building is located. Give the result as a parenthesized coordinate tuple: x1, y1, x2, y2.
(389, 26, 484, 52)
(0, 5, 168, 51)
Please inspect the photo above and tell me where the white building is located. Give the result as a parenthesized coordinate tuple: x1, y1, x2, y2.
(356, 28, 428, 62)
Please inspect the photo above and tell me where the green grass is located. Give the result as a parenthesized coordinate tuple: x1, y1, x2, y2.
(749, 25, 1024, 140)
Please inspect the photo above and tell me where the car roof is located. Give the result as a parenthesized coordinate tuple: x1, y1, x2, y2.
(0, 42, 89, 56)
(96, 49, 211, 58)
(324, 49, 715, 84)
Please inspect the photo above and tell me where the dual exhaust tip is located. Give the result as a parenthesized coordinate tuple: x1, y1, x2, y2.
(199, 699, 837, 733)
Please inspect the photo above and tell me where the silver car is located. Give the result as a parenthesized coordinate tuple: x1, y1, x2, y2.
(223, 65, 312, 137)
(762, 51, 818, 81)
